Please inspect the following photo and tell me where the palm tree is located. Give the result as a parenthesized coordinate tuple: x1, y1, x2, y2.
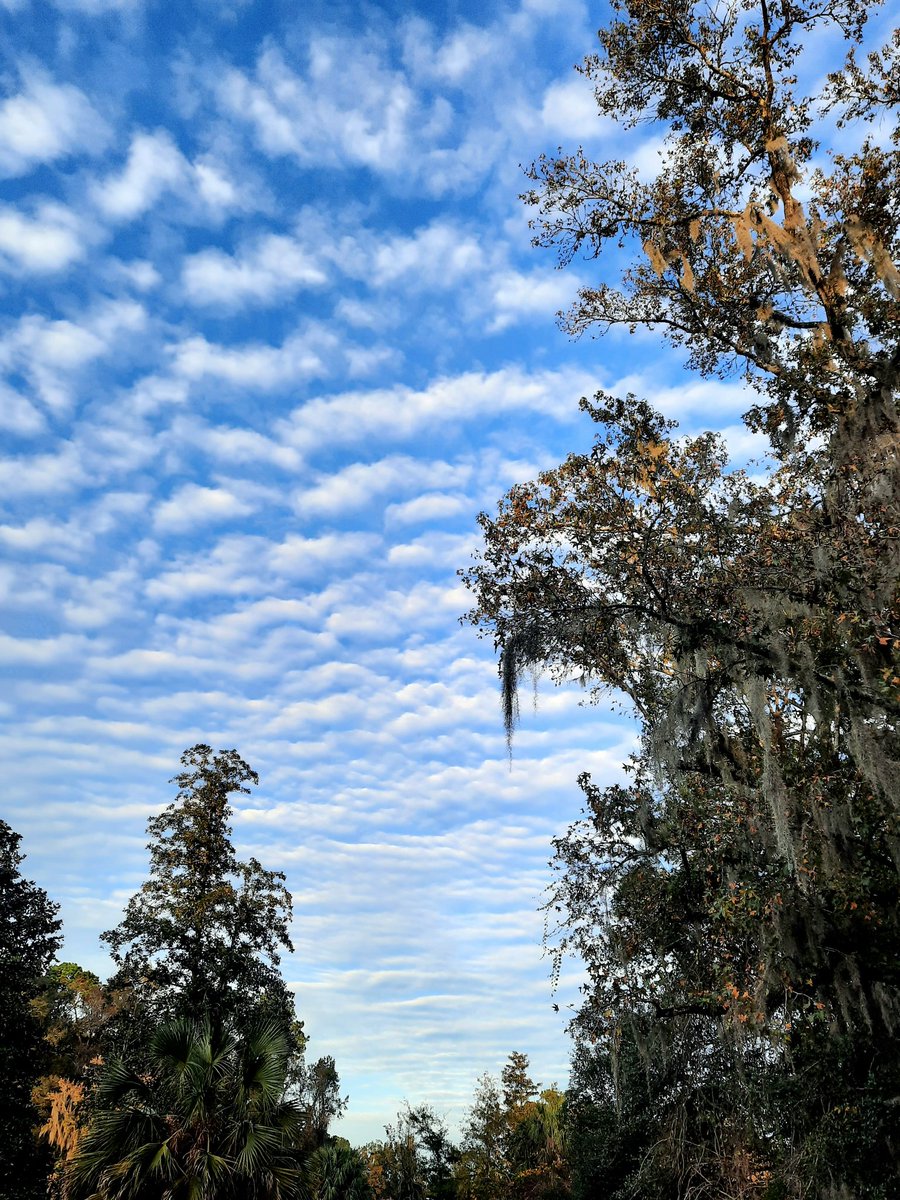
(507, 1090, 569, 1200)
(307, 1142, 372, 1200)
(66, 1018, 305, 1199)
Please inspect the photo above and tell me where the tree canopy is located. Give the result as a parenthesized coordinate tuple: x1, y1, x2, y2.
(465, 0, 899, 1193)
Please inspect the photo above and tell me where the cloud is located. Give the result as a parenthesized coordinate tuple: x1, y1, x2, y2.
(93, 131, 186, 220)
(167, 326, 339, 389)
(153, 483, 258, 533)
(294, 456, 470, 519)
(0, 301, 146, 414)
(0, 384, 46, 436)
(144, 531, 380, 602)
(92, 131, 245, 222)
(218, 43, 421, 174)
(181, 234, 328, 308)
(0, 72, 110, 177)
(277, 366, 592, 458)
(0, 444, 88, 494)
(386, 492, 469, 526)
(168, 416, 302, 472)
(372, 221, 486, 289)
(111, 259, 161, 291)
(539, 74, 611, 140)
(489, 268, 575, 331)
(0, 202, 84, 273)
(52, 0, 142, 10)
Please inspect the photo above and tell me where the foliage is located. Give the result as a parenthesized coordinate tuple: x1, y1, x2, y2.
(505, 1089, 568, 1200)
(65, 1017, 304, 1200)
(362, 1121, 426, 1200)
(34, 962, 126, 1172)
(102, 744, 296, 1034)
(0, 819, 62, 1200)
(293, 1054, 349, 1152)
(405, 1106, 458, 1200)
(464, 0, 900, 1194)
(564, 1030, 662, 1200)
(500, 1053, 538, 1113)
(307, 1141, 373, 1200)
(459, 1074, 508, 1200)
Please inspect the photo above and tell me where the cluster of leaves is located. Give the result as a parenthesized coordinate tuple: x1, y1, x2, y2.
(466, 0, 899, 1194)
(66, 1020, 306, 1200)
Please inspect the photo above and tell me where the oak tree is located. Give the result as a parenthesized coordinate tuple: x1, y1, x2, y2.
(465, 0, 900, 1193)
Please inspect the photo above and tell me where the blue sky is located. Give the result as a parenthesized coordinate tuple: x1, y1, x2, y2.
(0, 0, 879, 1145)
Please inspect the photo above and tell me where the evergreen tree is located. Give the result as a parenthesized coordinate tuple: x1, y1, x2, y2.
(500, 1052, 537, 1113)
(102, 744, 295, 1034)
(0, 819, 62, 1199)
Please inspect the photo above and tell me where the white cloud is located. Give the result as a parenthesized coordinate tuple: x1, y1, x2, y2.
(52, 0, 142, 10)
(0, 72, 110, 176)
(112, 259, 161, 291)
(169, 416, 302, 471)
(372, 221, 485, 289)
(153, 483, 257, 533)
(386, 492, 469, 525)
(489, 268, 575, 331)
(0, 516, 91, 556)
(295, 456, 470, 518)
(0, 444, 87, 494)
(217, 43, 423, 174)
(168, 327, 339, 389)
(0, 384, 46, 436)
(539, 74, 610, 140)
(181, 234, 327, 308)
(0, 301, 146, 414)
(192, 160, 237, 209)
(93, 131, 186, 220)
(278, 366, 592, 458)
(143, 531, 380, 602)
(0, 202, 84, 273)
(92, 131, 245, 222)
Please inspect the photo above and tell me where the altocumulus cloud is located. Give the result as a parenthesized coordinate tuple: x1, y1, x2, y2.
(0, 0, 768, 1143)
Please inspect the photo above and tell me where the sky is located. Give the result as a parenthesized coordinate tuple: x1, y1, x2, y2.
(0, 0, 882, 1146)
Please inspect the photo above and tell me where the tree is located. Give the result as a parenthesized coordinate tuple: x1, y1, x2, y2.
(505, 1089, 568, 1200)
(294, 1053, 348, 1151)
(364, 1113, 426, 1200)
(66, 1017, 304, 1199)
(34, 963, 126, 1182)
(0, 819, 62, 1200)
(458, 1074, 507, 1200)
(500, 1053, 537, 1113)
(564, 1030, 668, 1200)
(102, 745, 295, 1034)
(465, 0, 900, 1193)
(405, 1105, 458, 1200)
(308, 1141, 373, 1200)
